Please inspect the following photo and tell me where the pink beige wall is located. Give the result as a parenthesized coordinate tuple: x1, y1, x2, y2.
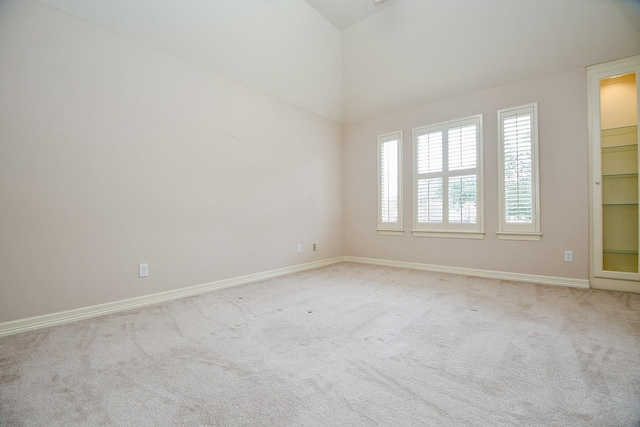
(343, 67, 589, 280)
(35, 0, 344, 122)
(0, 1, 343, 323)
(341, 0, 640, 124)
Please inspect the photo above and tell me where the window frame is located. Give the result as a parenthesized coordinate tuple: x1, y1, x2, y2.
(377, 130, 404, 235)
(497, 103, 541, 241)
(412, 114, 484, 239)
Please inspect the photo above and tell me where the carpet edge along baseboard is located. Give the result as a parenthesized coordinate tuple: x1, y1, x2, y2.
(0, 256, 588, 337)
(344, 256, 589, 289)
(0, 257, 343, 337)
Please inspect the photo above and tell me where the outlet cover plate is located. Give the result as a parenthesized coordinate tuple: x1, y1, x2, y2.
(139, 263, 149, 277)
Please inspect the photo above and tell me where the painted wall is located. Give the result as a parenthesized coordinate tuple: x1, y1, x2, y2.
(342, 0, 640, 123)
(0, 0, 343, 323)
(35, 0, 344, 122)
(343, 67, 589, 280)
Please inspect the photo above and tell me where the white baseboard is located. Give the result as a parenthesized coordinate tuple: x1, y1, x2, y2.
(0, 257, 343, 338)
(343, 256, 590, 289)
(0, 256, 590, 337)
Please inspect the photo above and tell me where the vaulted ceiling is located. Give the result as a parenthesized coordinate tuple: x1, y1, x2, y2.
(341, 0, 640, 122)
(303, 0, 403, 30)
(31, 0, 640, 123)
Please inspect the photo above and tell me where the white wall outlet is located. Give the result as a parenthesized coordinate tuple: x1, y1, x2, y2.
(564, 251, 573, 262)
(139, 263, 149, 277)
(297, 244, 302, 254)
(313, 243, 319, 251)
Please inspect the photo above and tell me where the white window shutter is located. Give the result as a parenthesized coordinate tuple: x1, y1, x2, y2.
(498, 104, 540, 240)
(448, 125, 477, 171)
(380, 138, 398, 223)
(378, 131, 404, 234)
(417, 131, 443, 174)
(413, 115, 484, 238)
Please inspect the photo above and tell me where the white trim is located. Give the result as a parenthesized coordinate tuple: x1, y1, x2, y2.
(496, 232, 542, 241)
(377, 229, 405, 236)
(1, 255, 594, 337)
(586, 276, 640, 294)
(412, 230, 485, 239)
(0, 257, 343, 337)
(344, 256, 589, 289)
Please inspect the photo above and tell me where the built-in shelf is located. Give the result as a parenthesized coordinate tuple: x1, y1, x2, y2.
(604, 249, 639, 255)
(601, 124, 638, 136)
(589, 60, 640, 287)
(601, 132, 639, 272)
(602, 144, 637, 152)
(602, 173, 638, 179)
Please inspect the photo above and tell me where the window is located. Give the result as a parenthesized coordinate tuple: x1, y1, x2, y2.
(413, 115, 484, 238)
(378, 131, 403, 234)
(497, 103, 540, 241)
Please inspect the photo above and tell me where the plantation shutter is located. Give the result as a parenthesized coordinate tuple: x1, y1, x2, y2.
(503, 113, 533, 223)
(416, 130, 444, 223)
(447, 124, 478, 224)
(413, 115, 483, 237)
(498, 104, 540, 238)
(378, 131, 403, 233)
(380, 137, 399, 223)
(448, 125, 477, 170)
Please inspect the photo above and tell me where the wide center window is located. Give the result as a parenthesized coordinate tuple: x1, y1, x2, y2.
(413, 115, 484, 239)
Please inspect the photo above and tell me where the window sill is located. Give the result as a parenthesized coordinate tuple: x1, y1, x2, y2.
(377, 229, 405, 236)
(497, 232, 542, 241)
(412, 230, 485, 240)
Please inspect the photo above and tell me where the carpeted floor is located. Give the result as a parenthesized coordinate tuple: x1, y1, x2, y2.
(1, 262, 639, 426)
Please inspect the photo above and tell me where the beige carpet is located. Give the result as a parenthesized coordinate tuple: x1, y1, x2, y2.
(1, 262, 639, 426)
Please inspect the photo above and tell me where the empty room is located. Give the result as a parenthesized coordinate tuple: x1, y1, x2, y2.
(1, 0, 640, 425)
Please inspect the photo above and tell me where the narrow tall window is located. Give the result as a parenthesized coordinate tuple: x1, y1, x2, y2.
(378, 131, 403, 234)
(413, 115, 484, 238)
(497, 103, 541, 240)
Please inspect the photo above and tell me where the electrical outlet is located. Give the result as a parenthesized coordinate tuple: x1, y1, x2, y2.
(297, 244, 302, 254)
(564, 251, 573, 262)
(313, 243, 319, 251)
(139, 263, 149, 277)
